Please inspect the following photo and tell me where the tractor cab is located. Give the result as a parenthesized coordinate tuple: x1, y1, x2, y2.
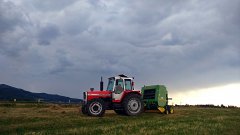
(107, 74, 134, 91)
(107, 74, 135, 103)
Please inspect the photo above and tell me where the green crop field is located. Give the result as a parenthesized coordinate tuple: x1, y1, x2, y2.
(0, 103, 239, 135)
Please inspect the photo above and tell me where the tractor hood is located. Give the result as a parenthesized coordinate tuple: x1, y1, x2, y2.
(86, 90, 112, 101)
(87, 90, 111, 94)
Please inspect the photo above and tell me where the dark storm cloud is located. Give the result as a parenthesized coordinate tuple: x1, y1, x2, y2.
(37, 24, 60, 45)
(0, 1, 23, 32)
(0, 0, 239, 98)
(23, 0, 78, 11)
(48, 50, 74, 75)
(0, 1, 32, 57)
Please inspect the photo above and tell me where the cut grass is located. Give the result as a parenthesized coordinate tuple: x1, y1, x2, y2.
(0, 103, 239, 135)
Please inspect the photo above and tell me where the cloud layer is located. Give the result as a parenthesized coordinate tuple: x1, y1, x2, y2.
(0, 0, 239, 98)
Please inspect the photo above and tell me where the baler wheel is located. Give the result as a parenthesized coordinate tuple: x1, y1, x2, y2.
(170, 106, 174, 114)
(165, 109, 169, 114)
(165, 106, 169, 115)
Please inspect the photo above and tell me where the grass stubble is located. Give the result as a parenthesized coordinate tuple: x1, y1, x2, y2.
(0, 103, 239, 135)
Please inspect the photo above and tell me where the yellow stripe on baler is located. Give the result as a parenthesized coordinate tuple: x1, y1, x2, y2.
(158, 107, 165, 113)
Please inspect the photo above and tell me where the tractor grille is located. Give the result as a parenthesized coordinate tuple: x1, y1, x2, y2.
(143, 89, 156, 99)
(83, 92, 86, 100)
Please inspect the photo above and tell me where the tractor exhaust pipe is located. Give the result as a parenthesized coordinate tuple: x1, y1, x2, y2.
(100, 76, 103, 91)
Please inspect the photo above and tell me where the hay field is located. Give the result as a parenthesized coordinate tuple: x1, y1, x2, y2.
(0, 103, 239, 135)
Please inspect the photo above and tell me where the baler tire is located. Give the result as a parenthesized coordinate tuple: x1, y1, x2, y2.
(86, 99, 105, 117)
(123, 94, 144, 116)
(81, 105, 87, 115)
(165, 106, 169, 115)
(170, 106, 174, 114)
(165, 109, 169, 115)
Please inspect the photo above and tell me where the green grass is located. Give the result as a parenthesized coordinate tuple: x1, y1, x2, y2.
(0, 103, 239, 135)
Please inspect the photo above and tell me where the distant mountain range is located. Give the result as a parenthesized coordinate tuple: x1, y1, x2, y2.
(0, 84, 82, 103)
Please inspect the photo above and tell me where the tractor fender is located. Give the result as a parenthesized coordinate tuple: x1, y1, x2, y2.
(112, 90, 141, 103)
(120, 91, 141, 102)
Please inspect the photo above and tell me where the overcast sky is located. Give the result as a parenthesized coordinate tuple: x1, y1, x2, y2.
(0, 0, 239, 103)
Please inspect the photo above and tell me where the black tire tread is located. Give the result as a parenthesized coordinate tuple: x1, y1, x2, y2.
(81, 105, 87, 115)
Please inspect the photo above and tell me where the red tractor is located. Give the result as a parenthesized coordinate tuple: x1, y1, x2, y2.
(81, 74, 144, 116)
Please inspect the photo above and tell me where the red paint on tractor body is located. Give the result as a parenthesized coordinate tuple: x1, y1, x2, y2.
(86, 90, 112, 101)
(86, 90, 141, 102)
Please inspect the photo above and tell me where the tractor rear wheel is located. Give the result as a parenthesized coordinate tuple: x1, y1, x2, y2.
(86, 99, 105, 117)
(123, 94, 143, 116)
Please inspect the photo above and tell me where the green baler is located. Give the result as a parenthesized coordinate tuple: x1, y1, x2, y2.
(141, 85, 173, 114)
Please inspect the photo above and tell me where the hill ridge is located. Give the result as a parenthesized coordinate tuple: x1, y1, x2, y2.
(0, 84, 82, 103)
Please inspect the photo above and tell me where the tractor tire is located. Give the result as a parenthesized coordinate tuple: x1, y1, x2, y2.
(81, 105, 87, 115)
(114, 109, 125, 115)
(86, 99, 105, 117)
(123, 94, 144, 116)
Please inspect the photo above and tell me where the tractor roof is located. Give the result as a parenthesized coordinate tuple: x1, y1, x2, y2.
(108, 74, 133, 80)
(118, 74, 128, 77)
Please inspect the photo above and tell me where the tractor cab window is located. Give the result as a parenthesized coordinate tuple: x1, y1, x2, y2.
(115, 79, 124, 89)
(107, 78, 115, 91)
(125, 79, 132, 90)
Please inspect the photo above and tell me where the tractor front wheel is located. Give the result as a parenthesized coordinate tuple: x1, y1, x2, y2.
(81, 105, 87, 115)
(123, 94, 143, 116)
(86, 99, 105, 117)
